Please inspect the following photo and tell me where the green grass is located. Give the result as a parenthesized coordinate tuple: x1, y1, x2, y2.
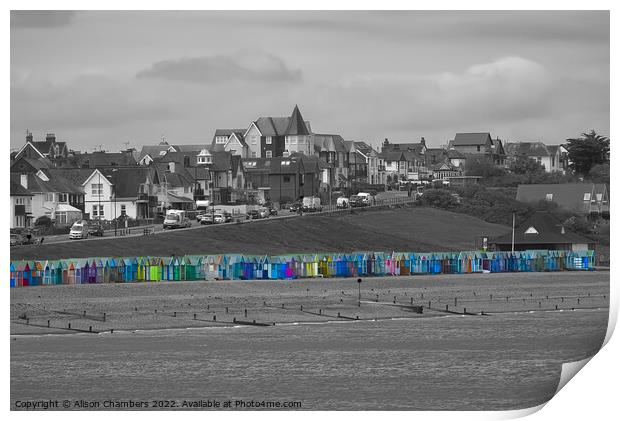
(10, 207, 511, 261)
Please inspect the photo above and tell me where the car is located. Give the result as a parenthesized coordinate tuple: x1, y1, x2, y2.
(222, 212, 233, 223)
(88, 222, 105, 237)
(213, 213, 225, 224)
(247, 210, 261, 219)
(289, 202, 302, 213)
(200, 213, 215, 224)
(69, 221, 90, 239)
(268, 207, 278, 216)
(10, 234, 21, 247)
(258, 208, 269, 218)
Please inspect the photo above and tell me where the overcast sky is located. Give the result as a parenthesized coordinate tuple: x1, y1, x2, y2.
(10, 10, 609, 152)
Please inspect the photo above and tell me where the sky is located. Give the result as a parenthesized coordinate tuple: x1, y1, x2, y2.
(10, 10, 610, 153)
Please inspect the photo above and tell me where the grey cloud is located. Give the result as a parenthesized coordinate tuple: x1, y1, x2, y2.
(11, 11, 76, 28)
(11, 74, 176, 132)
(136, 51, 302, 84)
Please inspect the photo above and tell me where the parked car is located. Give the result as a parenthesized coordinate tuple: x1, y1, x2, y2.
(200, 213, 215, 224)
(70, 220, 90, 239)
(10, 234, 21, 247)
(222, 212, 233, 223)
(289, 202, 302, 213)
(88, 221, 105, 237)
(213, 213, 225, 224)
(258, 208, 269, 218)
(268, 207, 278, 216)
(336, 197, 349, 209)
(247, 209, 261, 219)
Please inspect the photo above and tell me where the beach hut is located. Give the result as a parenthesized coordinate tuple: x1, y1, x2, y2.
(10, 262, 17, 288)
(42, 261, 52, 285)
(88, 260, 97, 284)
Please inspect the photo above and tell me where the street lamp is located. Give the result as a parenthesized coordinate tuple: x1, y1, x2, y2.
(357, 278, 362, 307)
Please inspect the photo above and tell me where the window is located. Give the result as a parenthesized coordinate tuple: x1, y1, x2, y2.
(252, 136, 258, 145)
(92, 183, 103, 196)
(283, 175, 291, 183)
(45, 193, 54, 202)
(546, 193, 553, 201)
(266, 137, 272, 145)
(216, 136, 227, 144)
(476, 145, 481, 152)
(596, 194, 603, 202)
(251, 152, 257, 158)
(121, 205, 126, 216)
(583, 193, 591, 201)
(230, 149, 237, 155)
(98, 205, 104, 218)
(92, 205, 98, 218)
(58, 193, 68, 203)
(57, 212, 67, 224)
(266, 150, 272, 158)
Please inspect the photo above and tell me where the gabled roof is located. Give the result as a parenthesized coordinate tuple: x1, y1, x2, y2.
(491, 138, 505, 155)
(10, 156, 54, 173)
(285, 105, 310, 136)
(378, 151, 407, 162)
(46, 168, 97, 186)
(516, 183, 608, 213)
(505, 142, 551, 158)
(491, 212, 593, 245)
(314, 134, 347, 153)
(383, 141, 426, 155)
(452, 132, 493, 146)
(10, 180, 33, 196)
(54, 151, 137, 168)
(10, 171, 84, 195)
(354, 141, 378, 158)
(99, 167, 158, 198)
(446, 148, 466, 159)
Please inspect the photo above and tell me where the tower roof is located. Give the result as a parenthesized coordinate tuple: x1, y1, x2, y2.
(285, 105, 310, 136)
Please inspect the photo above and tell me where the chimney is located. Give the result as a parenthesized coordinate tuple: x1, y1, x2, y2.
(168, 162, 176, 173)
(45, 133, 56, 144)
(20, 174, 28, 190)
(26, 131, 33, 143)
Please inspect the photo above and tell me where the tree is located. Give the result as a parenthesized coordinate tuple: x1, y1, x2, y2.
(588, 163, 610, 185)
(509, 157, 546, 175)
(464, 157, 506, 178)
(565, 130, 610, 176)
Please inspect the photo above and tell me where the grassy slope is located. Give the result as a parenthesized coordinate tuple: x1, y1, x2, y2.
(10, 207, 510, 261)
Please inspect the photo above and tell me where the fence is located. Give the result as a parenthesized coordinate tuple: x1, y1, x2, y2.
(9, 249, 595, 288)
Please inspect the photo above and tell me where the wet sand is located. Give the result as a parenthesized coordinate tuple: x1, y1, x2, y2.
(11, 271, 609, 335)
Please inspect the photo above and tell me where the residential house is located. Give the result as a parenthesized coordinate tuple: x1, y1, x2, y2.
(10, 170, 84, 225)
(314, 134, 349, 187)
(243, 155, 320, 204)
(10, 156, 54, 173)
(345, 141, 369, 184)
(491, 212, 594, 251)
(10, 180, 33, 229)
(211, 129, 248, 158)
(381, 138, 429, 180)
(244, 105, 313, 159)
(516, 183, 609, 219)
(137, 141, 210, 166)
(431, 162, 463, 180)
(504, 142, 566, 173)
(14, 132, 69, 161)
(82, 168, 160, 220)
(195, 150, 246, 205)
(354, 141, 380, 185)
(450, 133, 506, 166)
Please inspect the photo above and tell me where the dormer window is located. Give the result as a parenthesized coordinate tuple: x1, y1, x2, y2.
(36, 170, 49, 181)
(583, 193, 591, 201)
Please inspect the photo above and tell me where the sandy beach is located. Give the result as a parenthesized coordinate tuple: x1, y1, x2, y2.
(11, 271, 609, 335)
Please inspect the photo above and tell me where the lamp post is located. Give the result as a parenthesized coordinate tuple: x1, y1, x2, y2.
(357, 278, 362, 307)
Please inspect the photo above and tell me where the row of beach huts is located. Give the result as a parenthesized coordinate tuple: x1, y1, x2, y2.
(9, 250, 595, 288)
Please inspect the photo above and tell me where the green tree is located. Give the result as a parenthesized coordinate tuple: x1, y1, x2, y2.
(588, 163, 610, 185)
(565, 130, 610, 176)
(509, 157, 546, 175)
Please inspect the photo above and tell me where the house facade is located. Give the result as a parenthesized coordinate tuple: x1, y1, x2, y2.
(10, 180, 33, 229)
(450, 133, 506, 167)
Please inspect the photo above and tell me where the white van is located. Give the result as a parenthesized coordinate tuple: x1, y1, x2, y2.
(69, 220, 90, 240)
(163, 210, 191, 229)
